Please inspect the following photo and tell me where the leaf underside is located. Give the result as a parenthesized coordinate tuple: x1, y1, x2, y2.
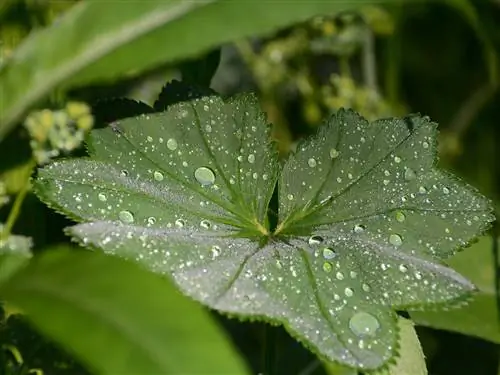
(34, 93, 494, 371)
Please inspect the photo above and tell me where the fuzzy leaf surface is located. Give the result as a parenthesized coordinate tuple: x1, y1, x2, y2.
(34, 95, 494, 371)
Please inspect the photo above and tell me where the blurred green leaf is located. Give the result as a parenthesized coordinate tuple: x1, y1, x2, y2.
(411, 236, 500, 343)
(376, 317, 427, 375)
(180, 48, 221, 87)
(0, 0, 402, 140)
(0, 234, 32, 285)
(0, 249, 250, 375)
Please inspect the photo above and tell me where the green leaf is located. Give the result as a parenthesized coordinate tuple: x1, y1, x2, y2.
(411, 236, 500, 343)
(34, 94, 494, 371)
(0, 0, 386, 140)
(180, 48, 221, 87)
(375, 317, 427, 375)
(0, 233, 32, 284)
(0, 249, 250, 375)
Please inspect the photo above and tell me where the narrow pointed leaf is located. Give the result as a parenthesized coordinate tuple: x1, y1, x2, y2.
(34, 94, 494, 371)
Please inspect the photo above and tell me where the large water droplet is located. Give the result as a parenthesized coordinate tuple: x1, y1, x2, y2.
(329, 148, 340, 159)
(166, 138, 178, 151)
(175, 219, 185, 228)
(119, 210, 134, 224)
(322, 247, 336, 260)
(399, 264, 408, 273)
(404, 168, 416, 181)
(153, 171, 164, 181)
(211, 245, 221, 259)
(389, 234, 403, 247)
(336, 272, 344, 280)
(98, 193, 107, 202)
(200, 220, 211, 229)
(353, 224, 365, 233)
(344, 287, 354, 297)
(247, 154, 255, 163)
(307, 158, 317, 168)
(147, 216, 156, 225)
(194, 167, 216, 186)
(349, 312, 380, 337)
(323, 262, 333, 273)
(395, 211, 406, 223)
(308, 235, 324, 245)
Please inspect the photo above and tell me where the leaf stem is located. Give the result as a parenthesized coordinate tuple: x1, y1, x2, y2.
(1, 160, 35, 240)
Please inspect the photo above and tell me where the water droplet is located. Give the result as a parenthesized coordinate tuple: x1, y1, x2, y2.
(200, 220, 211, 229)
(394, 156, 402, 163)
(287, 194, 294, 201)
(166, 138, 178, 151)
(442, 186, 450, 194)
(415, 271, 423, 280)
(349, 312, 380, 337)
(175, 219, 185, 228)
(153, 171, 164, 181)
(276, 259, 283, 269)
(395, 211, 406, 222)
(422, 141, 429, 149)
(336, 272, 344, 280)
(205, 124, 212, 133)
(210, 245, 221, 259)
(119, 210, 134, 224)
(353, 224, 365, 233)
(308, 235, 324, 245)
(404, 168, 416, 181)
(194, 167, 216, 186)
(344, 287, 354, 297)
(399, 264, 408, 273)
(147, 136, 153, 142)
(147, 216, 156, 225)
(350, 271, 358, 279)
(98, 193, 107, 202)
(322, 247, 336, 260)
(362, 283, 371, 292)
(120, 169, 129, 177)
(418, 186, 427, 194)
(247, 154, 255, 163)
(308, 158, 317, 168)
(329, 148, 340, 159)
(389, 234, 403, 247)
(323, 262, 333, 273)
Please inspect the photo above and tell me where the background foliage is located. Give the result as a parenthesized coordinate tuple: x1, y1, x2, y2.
(0, 1, 499, 374)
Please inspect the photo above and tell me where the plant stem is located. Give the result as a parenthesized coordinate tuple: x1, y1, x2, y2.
(362, 26, 377, 91)
(1, 160, 35, 240)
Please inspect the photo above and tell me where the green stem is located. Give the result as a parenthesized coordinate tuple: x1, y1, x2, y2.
(361, 26, 377, 91)
(1, 160, 35, 240)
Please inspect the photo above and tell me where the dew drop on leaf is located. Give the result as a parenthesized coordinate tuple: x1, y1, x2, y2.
(349, 312, 380, 337)
(323, 262, 333, 272)
(329, 148, 339, 159)
(194, 167, 216, 186)
(353, 224, 365, 233)
(97, 193, 107, 202)
(118, 210, 134, 224)
(210, 245, 221, 259)
(404, 168, 416, 181)
(422, 141, 429, 149)
(147, 216, 156, 225)
(322, 247, 336, 259)
(174, 219, 185, 228)
(395, 211, 406, 223)
(120, 169, 128, 177)
(389, 234, 403, 247)
(344, 287, 354, 297)
(153, 171, 164, 181)
(336, 271, 344, 280)
(443, 186, 450, 194)
(200, 220, 211, 229)
(308, 235, 324, 245)
(307, 158, 317, 168)
(399, 264, 408, 273)
(418, 186, 427, 194)
(247, 154, 255, 163)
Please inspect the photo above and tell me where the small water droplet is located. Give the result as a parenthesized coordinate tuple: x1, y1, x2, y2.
(350, 271, 358, 279)
(120, 169, 129, 177)
(147, 216, 156, 225)
(287, 194, 294, 201)
(362, 283, 371, 292)
(153, 171, 164, 181)
(415, 271, 423, 280)
(336, 271, 344, 280)
(308, 235, 324, 245)
(418, 186, 427, 194)
(276, 259, 283, 269)
(442, 186, 450, 194)
(147, 136, 153, 142)
(353, 224, 365, 233)
(210, 245, 221, 259)
(194, 167, 216, 186)
(404, 168, 416, 181)
(323, 262, 333, 272)
(200, 220, 211, 229)
(349, 312, 380, 337)
(344, 287, 354, 297)
(205, 124, 212, 133)
(395, 211, 406, 222)
(119, 210, 134, 224)
(166, 138, 178, 151)
(98, 193, 107, 202)
(247, 154, 255, 163)
(394, 156, 402, 163)
(422, 141, 429, 149)
(389, 234, 403, 247)
(399, 264, 408, 273)
(329, 148, 340, 159)
(175, 219, 185, 228)
(308, 158, 317, 168)
(322, 247, 336, 260)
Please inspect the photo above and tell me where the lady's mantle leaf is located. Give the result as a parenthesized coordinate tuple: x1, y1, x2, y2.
(34, 95, 494, 371)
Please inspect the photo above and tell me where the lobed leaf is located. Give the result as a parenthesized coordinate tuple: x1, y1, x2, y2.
(34, 93, 494, 371)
